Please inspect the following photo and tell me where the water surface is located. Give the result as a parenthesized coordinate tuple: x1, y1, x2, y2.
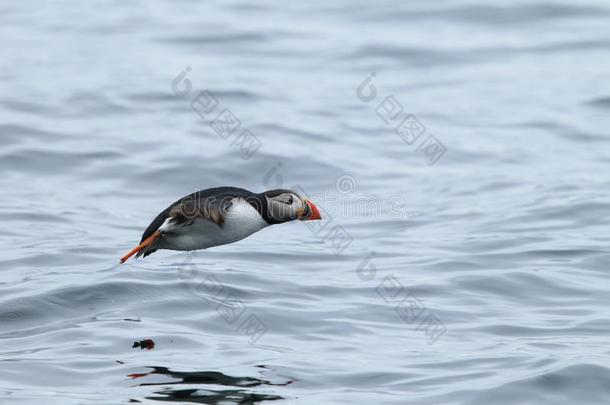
(2, 1, 610, 404)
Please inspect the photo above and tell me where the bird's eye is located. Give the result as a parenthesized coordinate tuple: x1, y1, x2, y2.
(287, 196, 293, 205)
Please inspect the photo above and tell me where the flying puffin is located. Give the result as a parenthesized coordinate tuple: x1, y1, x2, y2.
(120, 187, 322, 263)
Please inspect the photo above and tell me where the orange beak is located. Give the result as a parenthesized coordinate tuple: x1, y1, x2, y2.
(302, 199, 322, 221)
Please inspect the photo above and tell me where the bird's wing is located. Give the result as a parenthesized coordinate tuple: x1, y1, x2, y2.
(121, 187, 255, 263)
(121, 194, 233, 261)
(166, 194, 230, 228)
(139, 192, 233, 244)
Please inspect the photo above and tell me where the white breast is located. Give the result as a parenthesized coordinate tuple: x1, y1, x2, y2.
(159, 198, 269, 251)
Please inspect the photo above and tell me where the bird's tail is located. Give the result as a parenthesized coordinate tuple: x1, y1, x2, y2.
(120, 231, 161, 263)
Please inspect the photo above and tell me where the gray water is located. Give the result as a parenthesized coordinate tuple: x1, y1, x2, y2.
(2, 1, 610, 404)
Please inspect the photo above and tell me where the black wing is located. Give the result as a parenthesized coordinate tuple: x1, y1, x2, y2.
(139, 187, 256, 244)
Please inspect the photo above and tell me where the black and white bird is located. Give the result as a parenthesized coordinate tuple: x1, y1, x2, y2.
(120, 187, 322, 263)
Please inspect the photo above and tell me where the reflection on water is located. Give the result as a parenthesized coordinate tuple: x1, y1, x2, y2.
(145, 389, 282, 404)
(129, 366, 290, 404)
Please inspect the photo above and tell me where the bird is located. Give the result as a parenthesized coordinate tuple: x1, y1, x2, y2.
(120, 187, 322, 263)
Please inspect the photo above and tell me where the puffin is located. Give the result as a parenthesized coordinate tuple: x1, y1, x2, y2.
(120, 187, 322, 263)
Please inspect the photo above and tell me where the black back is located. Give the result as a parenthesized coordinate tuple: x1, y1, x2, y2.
(139, 187, 269, 244)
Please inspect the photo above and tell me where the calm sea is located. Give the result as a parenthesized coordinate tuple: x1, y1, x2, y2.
(2, 1, 610, 404)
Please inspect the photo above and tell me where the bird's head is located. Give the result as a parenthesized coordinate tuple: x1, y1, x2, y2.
(261, 189, 322, 224)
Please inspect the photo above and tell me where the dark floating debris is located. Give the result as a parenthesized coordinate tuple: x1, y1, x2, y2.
(132, 339, 155, 350)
